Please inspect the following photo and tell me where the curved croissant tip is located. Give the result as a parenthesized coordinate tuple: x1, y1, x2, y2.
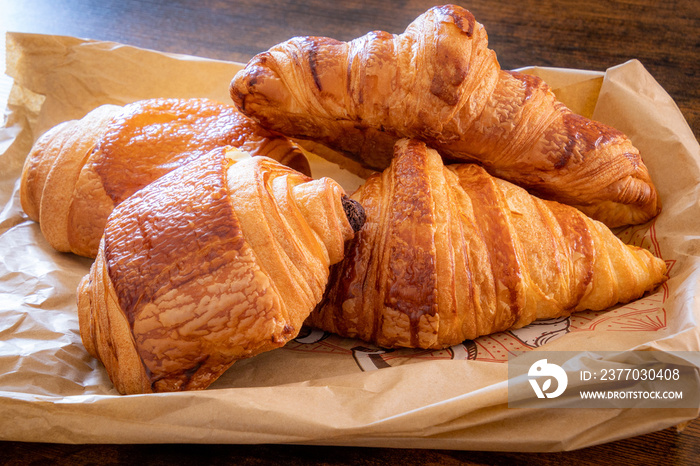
(342, 196, 366, 233)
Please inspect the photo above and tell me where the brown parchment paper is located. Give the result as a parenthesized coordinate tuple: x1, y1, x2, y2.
(1, 32, 699, 451)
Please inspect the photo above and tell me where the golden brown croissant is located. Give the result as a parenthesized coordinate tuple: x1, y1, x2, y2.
(78, 146, 364, 394)
(307, 139, 667, 350)
(230, 4, 659, 228)
(20, 97, 311, 258)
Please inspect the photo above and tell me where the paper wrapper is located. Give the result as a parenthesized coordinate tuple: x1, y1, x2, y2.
(1, 32, 699, 451)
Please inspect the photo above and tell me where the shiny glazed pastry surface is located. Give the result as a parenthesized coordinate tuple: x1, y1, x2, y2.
(77, 147, 356, 394)
(231, 4, 659, 228)
(307, 139, 667, 349)
(20, 97, 310, 257)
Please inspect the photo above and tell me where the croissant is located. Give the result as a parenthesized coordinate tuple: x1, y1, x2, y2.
(77, 146, 364, 394)
(230, 4, 659, 228)
(20, 97, 311, 258)
(307, 139, 667, 349)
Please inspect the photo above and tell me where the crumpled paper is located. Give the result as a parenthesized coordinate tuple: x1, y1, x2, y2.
(1, 32, 698, 450)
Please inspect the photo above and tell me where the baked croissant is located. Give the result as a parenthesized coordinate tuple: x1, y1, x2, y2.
(78, 146, 364, 394)
(230, 4, 659, 228)
(307, 139, 667, 349)
(20, 97, 311, 258)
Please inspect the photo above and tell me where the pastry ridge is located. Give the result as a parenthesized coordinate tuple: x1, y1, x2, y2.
(20, 97, 311, 257)
(231, 4, 660, 227)
(78, 147, 358, 393)
(307, 139, 667, 349)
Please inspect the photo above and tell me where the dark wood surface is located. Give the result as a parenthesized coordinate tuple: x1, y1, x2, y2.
(1, 0, 699, 464)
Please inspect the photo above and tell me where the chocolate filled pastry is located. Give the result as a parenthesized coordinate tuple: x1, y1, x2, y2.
(77, 147, 363, 394)
(230, 4, 660, 228)
(20, 97, 311, 257)
(307, 139, 667, 349)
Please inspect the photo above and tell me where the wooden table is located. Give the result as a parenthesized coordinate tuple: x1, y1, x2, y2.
(1, 0, 698, 464)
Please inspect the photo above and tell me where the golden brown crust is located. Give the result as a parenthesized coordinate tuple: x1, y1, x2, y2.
(231, 5, 659, 227)
(20, 120, 74, 222)
(78, 147, 356, 393)
(20, 98, 311, 257)
(307, 139, 668, 349)
(77, 251, 151, 395)
(39, 105, 123, 252)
